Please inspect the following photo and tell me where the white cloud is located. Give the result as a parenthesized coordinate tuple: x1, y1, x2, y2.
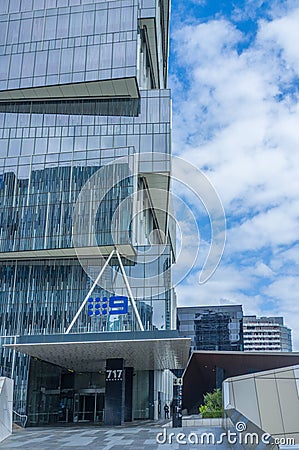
(171, 5, 299, 349)
(228, 200, 299, 252)
(176, 264, 265, 318)
(259, 8, 299, 75)
(190, 0, 206, 5)
(254, 262, 275, 278)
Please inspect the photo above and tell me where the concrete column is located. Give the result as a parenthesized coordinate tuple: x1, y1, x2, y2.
(216, 366, 225, 389)
(104, 358, 125, 426)
(172, 370, 184, 428)
(149, 370, 155, 420)
(172, 383, 183, 427)
(124, 367, 133, 422)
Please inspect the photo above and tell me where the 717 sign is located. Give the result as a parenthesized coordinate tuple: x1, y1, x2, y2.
(106, 369, 123, 382)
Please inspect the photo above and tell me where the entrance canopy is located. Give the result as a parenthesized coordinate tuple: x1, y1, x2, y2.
(5, 330, 190, 372)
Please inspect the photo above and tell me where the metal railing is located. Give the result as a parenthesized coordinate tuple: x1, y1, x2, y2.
(13, 410, 28, 428)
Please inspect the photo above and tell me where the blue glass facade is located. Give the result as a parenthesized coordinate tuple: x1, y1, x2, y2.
(0, 0, 174, 423)
(0, 0, 138, 91)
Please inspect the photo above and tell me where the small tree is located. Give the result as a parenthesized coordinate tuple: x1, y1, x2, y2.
(199, 388, 223, 418)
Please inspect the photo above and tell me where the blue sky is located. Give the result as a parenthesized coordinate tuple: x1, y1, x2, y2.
(169, 0, 299, 349)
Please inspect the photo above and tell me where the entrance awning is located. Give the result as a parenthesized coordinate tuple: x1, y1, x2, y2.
(5, 331, 190, 372)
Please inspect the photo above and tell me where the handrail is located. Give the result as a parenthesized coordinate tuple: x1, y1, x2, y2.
(13, 410, 28, 428)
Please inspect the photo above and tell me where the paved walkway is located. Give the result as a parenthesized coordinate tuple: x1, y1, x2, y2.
(1, 424, 234, 449)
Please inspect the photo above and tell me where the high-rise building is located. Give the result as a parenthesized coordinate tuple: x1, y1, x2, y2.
(177, 305, 243, 352)
(243, 316, 292, 352)
(0, 0, 189, 426)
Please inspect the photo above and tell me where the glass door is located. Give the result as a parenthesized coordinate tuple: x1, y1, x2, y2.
(58, 395, 74, 423)
(72, 392, 105, 423)
(78, 394, 95, 422)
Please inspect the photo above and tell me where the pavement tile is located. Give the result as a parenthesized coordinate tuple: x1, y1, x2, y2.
(1, 423, 238, 449)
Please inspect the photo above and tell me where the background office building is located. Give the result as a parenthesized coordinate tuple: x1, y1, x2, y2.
(177, 305, 243, 352)
(0, 0, 189, 426)
(243, 316, 292, 352)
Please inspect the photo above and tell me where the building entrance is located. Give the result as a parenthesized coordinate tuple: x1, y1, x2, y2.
(58, 392, 104, 424)
(75, 392, 104, 423)
(27, 359, 108, 426)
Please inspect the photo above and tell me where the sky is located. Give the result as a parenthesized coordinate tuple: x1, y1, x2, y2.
(169, 0, 299, 350)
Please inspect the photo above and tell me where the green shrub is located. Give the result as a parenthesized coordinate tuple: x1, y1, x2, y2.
(199, 388, 223, 418)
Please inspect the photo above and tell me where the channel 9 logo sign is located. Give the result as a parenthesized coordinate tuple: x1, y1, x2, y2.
(88, 296, 129, 316)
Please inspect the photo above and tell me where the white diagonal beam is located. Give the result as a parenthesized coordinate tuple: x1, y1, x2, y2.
(115, 248, 145, 331)
(65, 249, 115, 334)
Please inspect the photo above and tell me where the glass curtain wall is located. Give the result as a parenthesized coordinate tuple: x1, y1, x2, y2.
(0, 0, 173, 421)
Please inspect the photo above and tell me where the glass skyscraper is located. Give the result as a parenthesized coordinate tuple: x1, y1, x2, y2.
(177, 305, 244, 352)
(0, 0, 187, 426)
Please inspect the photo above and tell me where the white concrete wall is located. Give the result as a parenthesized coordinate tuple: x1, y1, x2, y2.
(223, 365, 299, 444)
(0, 377, 14, 443)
